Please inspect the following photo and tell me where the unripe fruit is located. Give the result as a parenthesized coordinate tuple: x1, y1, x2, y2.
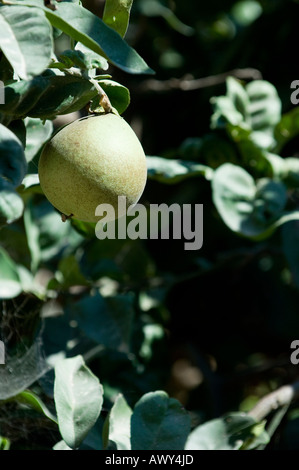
(38, 113, 147, 223)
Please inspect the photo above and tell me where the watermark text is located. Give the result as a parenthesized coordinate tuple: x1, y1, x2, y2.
(95, 197, 203, 251)
(0, 80, 4, 105)
(290, 80, 299, 105)
(0, 340, 5, 365)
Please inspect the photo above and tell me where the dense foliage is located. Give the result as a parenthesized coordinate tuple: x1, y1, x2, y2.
(1, 0, 299, 450)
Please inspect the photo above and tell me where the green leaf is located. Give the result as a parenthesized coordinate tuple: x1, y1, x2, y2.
(0, 179, 24, 226)
(52, 254, 89, 289)
(212, 164, 256, 236)
(261, 152, 286, 179)
(257, 211, 299, 241)
(0, 246, 22, 299)
(131, 391, 191, 450)
(103, 0, 134, 38)
(23, 199, 83, 263)
(245, 80, 281, 131)
(147, 156, 213, 184)
(139, 323, 165, 361)
(44, 2, 154, 75)
(17, 263, 42, 297)
(211, 95, 247, 130)
(0, 123, 27, 186)
(226, 76, 250, 123)
(232, 132, 273, 175)
(250, 129, 276, 150)
(231, 1, 262, 26)
(0, 4, 53, 79)
(74, 42, 109, 71)
(281, 157, 299, 189)
(1, 73, 98, 120)
(96, 79, 130, 114)
(69, 292, 135, 352)
(54, 355, 103, 449)
(14, 389, 57, 423)
(55, 46, 108, 72)
(259, 405, 289, 450)
(274, 107, 299, 152)
(180, 134, 240, 169)
(211, 78, 282, 150)
(212, 163, 289, 239)
(253, 178, 287, 225)
(105, 393, 132, 450)
(0, 436, 10, 450)
(24, 118, 53, 162)
(185, 412, 269, 450)
(23, 199, 41, 273)
(53, 440, 72, 450)
(18, 173, 41, 193)
(2, 73, 127, 120)
(70, 218, 96, 238)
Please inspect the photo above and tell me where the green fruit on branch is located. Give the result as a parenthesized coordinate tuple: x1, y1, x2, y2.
(38, 113, 147, 223)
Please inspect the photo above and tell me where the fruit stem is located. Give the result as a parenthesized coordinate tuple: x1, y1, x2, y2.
(89, 78, 113, 114)
(61, 68, 113, 114)
(61, 213, 74, 222)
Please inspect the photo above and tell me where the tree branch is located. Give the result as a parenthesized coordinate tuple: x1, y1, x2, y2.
(137, 68, 263, 93)
(248, 381, 299, 422)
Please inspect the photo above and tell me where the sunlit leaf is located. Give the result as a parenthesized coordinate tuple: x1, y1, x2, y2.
(212, 163, 292, 240)
(0, 4, 53, 79)
(185, 412, 269, 450)
(0, 246, 22, 299)
(44, 2, 154, 74)
(147, 156, 213, 183)
(54, 355, 103, 449)
(14, 389, 57, 423)
(103, 0, 133, 38)
(246, 80, 281, 131)
(105, 394, 132, 450)
(2, 74, 98, 120)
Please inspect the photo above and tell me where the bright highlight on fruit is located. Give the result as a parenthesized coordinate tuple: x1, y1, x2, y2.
(38, 113, 148, 223)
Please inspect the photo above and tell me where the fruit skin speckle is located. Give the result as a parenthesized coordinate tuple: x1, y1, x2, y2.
(38, 113, 148, 223)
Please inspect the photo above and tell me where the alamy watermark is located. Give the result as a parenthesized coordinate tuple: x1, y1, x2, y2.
(290, 80, 299, 105)
(0, 80, 4, 105)
(95, 196, 203, 251)
(290, 340, 299, 365)
(0, 340, 5, 365)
